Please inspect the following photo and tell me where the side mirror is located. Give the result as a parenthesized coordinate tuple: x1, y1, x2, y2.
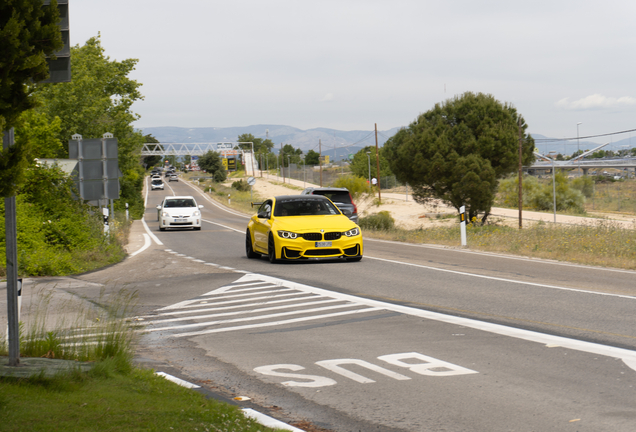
(341, 208, 352, 216)
(199, 205, 204, 209)
(156, 205, 162, 210)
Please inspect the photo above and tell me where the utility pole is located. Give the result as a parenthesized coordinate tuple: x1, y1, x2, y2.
(319, 139, 323, 187)
(3, 128, 20, 366)
(281, 143, 285, 183)
(518, 118, 523, 229)
(375, 123, 381, 204)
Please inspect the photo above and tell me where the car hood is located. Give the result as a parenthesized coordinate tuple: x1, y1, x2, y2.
(273, 215, 357, 232)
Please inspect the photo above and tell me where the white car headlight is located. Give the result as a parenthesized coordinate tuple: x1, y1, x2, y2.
(193, 210, 201, 217)
(343, 227, 360, 237)
(162, 211, 170, 217)
(277, 230, 298, 239)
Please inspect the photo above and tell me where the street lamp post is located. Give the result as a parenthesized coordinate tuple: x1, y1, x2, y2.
(366, 151, 371, 185)
(549, 151, 557, 223)
(577, 122, 582, 175)
(287, 155, 291, 182)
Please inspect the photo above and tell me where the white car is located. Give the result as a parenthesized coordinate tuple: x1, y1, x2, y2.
(157, 196, 203, 231)
(151, 178, 164, 190)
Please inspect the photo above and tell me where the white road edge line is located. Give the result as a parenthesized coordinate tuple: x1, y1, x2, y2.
(241, 408, 304, 432)
(129, 234, 151, 257)
(365, 255, 636, 300)
(155, 372, 200, 389)
(155, 372, 302, 432)
(141, 218, 163, 246)
(365, 237, 636, 275)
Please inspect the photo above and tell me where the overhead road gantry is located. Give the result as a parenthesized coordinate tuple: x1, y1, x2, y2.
(142, 142, 258, 175)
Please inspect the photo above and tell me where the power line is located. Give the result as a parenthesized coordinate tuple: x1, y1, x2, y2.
(533, 127, 636, 142)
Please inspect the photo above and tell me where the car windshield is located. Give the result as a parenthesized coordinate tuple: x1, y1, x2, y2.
(152, 179, 162, 184)
(273, 199, 340, 217)
(164, 199, 196, 208)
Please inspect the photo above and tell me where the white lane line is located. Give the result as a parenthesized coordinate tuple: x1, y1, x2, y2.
(183, 180, 250, 219)
(173, 307, 384, 337)
(155, 372, 201, 389)
(141, 218, 163, 246)
(202, 218, 244, 233)
(146, 303, 369, 333)
(233, 273, 636, 371)
(365, 255, 636, 301)
(129, 234, 151, 257)
(145, 299, 344, 325)
(241, 408, 304, 432)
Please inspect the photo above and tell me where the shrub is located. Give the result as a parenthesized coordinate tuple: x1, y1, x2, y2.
(359, 211, 395, 230)
(231, 179, 251, 192)
(332, 175, 371, 200)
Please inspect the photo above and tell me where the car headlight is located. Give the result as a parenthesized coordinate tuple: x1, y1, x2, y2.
(162, 212, 170, 217)
(343, 227, 360, 237)
(193, 210, 201, 217)
(277, 230, 298, 239)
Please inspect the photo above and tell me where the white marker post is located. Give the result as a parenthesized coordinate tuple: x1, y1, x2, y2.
(459, 205, 467, 247)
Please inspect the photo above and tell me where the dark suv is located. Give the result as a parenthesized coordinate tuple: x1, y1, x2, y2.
(300, 187, 358, 224)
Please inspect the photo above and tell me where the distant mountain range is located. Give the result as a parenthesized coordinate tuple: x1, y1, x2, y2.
(140, 125, 635, 159)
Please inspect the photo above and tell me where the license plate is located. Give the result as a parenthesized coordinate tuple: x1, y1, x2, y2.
(315, 241, 332, 247)
(173, 218, 187, 222)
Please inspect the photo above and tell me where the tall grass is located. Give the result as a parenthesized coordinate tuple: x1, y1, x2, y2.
(362, 219, 636, 270)
(0, 286, 138, 368)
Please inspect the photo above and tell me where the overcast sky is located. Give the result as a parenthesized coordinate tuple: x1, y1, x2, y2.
(72, 1, 636, 145)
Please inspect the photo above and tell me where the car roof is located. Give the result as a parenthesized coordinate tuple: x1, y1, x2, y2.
(273, 195, 330, 201)
(303, 187, 349, 192)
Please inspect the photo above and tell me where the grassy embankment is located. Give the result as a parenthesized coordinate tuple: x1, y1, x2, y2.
(190, 172, 636, 270)
(0, 287, 284, 432)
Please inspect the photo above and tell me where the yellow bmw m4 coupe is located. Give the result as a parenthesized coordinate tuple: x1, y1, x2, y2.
(246, 195, 363, 263)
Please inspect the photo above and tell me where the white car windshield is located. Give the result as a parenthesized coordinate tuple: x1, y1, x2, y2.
(164, 199, 196, 208)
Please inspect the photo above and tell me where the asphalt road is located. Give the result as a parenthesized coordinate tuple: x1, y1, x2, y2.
(122, 178, 636, 431)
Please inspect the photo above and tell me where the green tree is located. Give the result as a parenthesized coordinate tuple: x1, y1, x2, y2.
(384, 92, 535, 223)
(280, 144, 302, 166)
(34, 35, 146, 217)
(0, 0, 63, 196)
(198, 150, 227, 182)
(142, 133, 162, 168)
(304, 149, 320, 165)
(349, 146, 392, 180)
(237, 133, 274, 154)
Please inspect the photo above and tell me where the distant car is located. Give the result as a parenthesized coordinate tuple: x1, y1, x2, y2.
(300, 187, 358, 223)
(157, 196, 203, 231)
(168, 174, 179, 182)
(151, 178, 164, 190)
(245, 195, 363, 263)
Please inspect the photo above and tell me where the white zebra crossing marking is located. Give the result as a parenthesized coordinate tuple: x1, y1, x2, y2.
(142, 274, 387, 337)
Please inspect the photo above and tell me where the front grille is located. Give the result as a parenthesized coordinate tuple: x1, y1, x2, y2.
(324, 232, 341, 240)
(302, 233, 322, 241)
(304, 249, 340, 256)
